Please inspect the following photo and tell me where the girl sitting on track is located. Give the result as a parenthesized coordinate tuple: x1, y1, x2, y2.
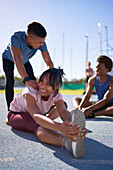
(7, 68, 87, 158)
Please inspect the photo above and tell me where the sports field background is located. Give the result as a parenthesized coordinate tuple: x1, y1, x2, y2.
(0, 81, 86, 95)
(0, 89, 85, 95)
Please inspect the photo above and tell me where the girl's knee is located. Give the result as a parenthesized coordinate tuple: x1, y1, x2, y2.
(48, 108, 59, 120)
(36, 127, 46, 142)
(72, 97, 81, 102)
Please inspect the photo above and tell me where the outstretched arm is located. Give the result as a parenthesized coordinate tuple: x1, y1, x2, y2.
(79, 77, 95, 109)
(55, 100, 87, 140)
(24, 94, 83, 141)
(11, 46, 38, 89)
(11, 46, 28, 79)
(55, 100, 71, 121)
(41, 51, 54, 68)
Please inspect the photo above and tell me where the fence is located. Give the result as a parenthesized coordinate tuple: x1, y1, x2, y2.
(60, 83, 86, 90)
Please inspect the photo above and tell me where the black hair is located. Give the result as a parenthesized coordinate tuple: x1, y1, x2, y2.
(97, 55, 112, 72)
(39, 68, 65, 96)
(27, 22, 47, 38)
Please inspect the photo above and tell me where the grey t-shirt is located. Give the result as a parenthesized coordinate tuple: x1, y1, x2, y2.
(2, 31, 48, 64)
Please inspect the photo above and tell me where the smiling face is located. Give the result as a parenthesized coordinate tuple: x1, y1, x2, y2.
(95, 62, 109, 76)
(38, 75, 55, 99)
(27, 34, 45, 49)
(38, 68, 62, 99)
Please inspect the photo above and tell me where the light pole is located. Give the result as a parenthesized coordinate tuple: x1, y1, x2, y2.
(85, 34, 88, 68)
(62, 33, 65, 67)
(53, 48, 56, 65)
(105, 26, 109, 55)
(97, 23, 102, 55)
(70, 48, 73, 79)
(62, 33, 65, 89)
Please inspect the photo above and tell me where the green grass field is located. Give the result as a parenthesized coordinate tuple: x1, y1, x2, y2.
(0, 89, 84, 95)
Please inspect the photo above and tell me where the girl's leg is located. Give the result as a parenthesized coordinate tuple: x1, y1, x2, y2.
(36, 126, 62, 147)
(36, 102, 69, 146)
(94, 105, 113, 117)
(47, 108, 59, 120)
(8, 111, 63, 146)
(72, 97, 82, 108)
(7, 111, 39, 133)
(47, 102, 67, 120)
(72, 97, 92, 108)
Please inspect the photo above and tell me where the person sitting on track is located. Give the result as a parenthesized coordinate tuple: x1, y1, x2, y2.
(72, 55, 113, 118)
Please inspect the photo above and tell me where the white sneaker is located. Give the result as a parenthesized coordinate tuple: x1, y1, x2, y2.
(71, 109, 86, 158)
(63, 137, 73, 155)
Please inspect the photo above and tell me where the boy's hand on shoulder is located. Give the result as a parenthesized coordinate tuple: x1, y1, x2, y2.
(25, 80, 38, 90)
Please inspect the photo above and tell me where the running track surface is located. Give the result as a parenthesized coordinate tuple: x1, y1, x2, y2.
(0, 93, 113, 170)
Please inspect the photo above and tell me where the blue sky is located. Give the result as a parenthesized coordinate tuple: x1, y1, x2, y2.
(0, 0, 113, 80)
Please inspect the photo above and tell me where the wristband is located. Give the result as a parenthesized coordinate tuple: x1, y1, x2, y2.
(23, 77, 31, 84)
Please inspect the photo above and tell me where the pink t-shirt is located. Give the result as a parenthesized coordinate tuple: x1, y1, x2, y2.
(10, 87, 63, 114)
